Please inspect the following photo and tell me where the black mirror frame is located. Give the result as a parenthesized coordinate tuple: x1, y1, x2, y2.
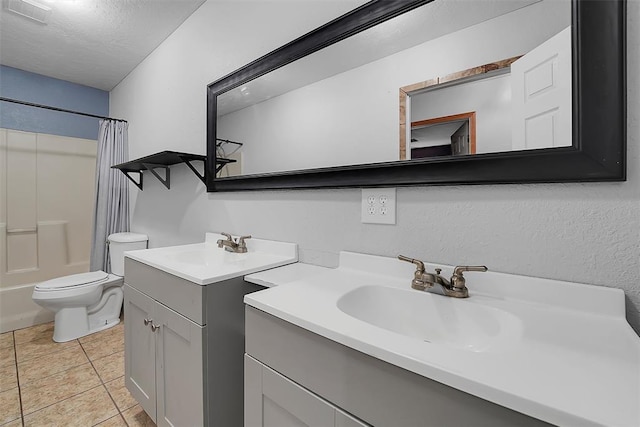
(206, 0, 625, 192)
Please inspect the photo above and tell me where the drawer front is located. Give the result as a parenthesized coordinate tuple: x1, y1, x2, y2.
(125, 258, 204, 325)
(245, 307, 551, 427)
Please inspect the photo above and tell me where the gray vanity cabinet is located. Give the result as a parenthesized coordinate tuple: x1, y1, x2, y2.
(124, 285, 204, 427)
(245, 355, 368, 427)
(124, 258, 265, 427)
(245, 307, 551, 427)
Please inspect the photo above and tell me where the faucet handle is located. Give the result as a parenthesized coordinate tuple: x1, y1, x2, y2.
(236, 235, 252, 253)
(220, 232, 233, 241)
(398, 255, 426, 274)
(451, 265, 488, 290)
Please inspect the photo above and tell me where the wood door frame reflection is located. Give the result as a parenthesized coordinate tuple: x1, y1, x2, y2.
(411, 112, 477, 158)
(399, 55, 521, 160)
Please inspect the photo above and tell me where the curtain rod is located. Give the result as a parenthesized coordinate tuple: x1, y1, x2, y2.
(0, 97, 128, 123)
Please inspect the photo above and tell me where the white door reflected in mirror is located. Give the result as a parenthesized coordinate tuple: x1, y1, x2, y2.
(511, 26, 572, 150)
(405, 26, 571, 159)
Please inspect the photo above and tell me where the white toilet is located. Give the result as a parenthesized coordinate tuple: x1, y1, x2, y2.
(32, 232, 148, 342)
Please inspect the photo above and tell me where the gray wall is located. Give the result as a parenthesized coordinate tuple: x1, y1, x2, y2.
(110, 1, 640, 335)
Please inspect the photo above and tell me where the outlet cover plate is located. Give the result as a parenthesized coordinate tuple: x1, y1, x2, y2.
(361, 188, 396, 224)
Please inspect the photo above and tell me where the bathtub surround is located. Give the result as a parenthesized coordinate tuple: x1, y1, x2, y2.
(91, 120, 131, 273)
(110, 1, 640, 334)
(0, 67, 110, 332)
(0, 129, 98, 332)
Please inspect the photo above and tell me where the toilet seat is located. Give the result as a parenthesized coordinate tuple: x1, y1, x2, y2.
(35, 271, 111, 292)
(33, 275, 122, 312)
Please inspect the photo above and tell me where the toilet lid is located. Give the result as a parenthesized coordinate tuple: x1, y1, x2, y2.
(35, 271, 110, 291)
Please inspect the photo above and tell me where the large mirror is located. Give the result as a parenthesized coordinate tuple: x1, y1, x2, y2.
(206, 0, 625, 191)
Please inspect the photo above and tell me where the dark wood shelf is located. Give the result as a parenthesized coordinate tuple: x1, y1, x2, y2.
(112, 150, 207, 190)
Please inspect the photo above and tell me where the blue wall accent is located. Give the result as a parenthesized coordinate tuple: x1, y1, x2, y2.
(0, 66, 109, 140)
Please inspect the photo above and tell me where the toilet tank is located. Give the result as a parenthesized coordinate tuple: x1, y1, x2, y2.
(108, 232, 148, 276)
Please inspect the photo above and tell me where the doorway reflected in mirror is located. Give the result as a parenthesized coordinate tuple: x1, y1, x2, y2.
(401, 26, 571, 160)
(409, 112, 475, 159)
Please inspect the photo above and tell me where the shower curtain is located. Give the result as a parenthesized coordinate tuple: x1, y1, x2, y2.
(90, 119, 130, 272)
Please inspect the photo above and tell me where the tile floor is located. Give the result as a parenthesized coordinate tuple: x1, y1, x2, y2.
(0, 321, 156, 426)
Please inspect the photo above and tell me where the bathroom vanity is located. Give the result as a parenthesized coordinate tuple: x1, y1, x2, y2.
(122, 233, 297, 427)
(243, 253, 640, 427)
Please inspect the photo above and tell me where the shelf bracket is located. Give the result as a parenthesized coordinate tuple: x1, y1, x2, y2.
(177, 155, 206, 184)
(123, 171, 143, 191)
(142, 163, 170, 189)
(215, 158, 237, 174)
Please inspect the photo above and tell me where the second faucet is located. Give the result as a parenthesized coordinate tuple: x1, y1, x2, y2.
(217, 233, 252, 253)
(398, 255, 487, 298)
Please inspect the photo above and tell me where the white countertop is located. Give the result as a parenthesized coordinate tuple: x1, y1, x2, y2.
(125, 233, 298, 285)
(245, 262, 330, 288)
(244, 252, 640, 427)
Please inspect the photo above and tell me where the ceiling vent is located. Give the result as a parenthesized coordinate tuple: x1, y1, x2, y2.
(4, 0, 52, 24)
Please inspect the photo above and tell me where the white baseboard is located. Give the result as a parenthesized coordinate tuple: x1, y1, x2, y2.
(0, 284, 54, 333)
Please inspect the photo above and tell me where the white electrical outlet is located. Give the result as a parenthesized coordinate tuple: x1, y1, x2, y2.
(361, 188, 396, 224)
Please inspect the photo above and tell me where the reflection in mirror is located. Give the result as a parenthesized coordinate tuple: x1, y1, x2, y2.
(215, 0, 571, 178)
(409, 111, 477, 158)
(402, 26, 571, 159)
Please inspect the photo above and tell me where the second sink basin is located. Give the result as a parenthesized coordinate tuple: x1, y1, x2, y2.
(337, 285, 522, 352)
(171, 249, 246, 266)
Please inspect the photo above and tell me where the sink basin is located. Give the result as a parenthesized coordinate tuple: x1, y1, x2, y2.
(170, 249, 246, 266)
(337, 285, 522, 352)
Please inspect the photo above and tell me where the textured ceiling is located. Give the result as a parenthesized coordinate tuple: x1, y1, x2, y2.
(0, 0, 205, 91)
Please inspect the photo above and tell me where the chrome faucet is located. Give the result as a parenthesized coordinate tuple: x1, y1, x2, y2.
(398, 255, 487, 298)
(216, 233, 251, 253)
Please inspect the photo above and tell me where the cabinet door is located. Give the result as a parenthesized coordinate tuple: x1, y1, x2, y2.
(124, 285, 157, 422)
(245, 355, 337, 427)
(155, 301, 204, 427)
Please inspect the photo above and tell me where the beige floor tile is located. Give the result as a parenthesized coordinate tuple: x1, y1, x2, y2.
(0, 332, 14, 349)
(1, 417, 23, 427)
(0, 346, 16, 368)
(104, 376, 137, 412)
(21, 363, 101, 415)
(13, 324, 54, 345)
(15, 337, 79, 364)
(94, 414, 127, 427)
(92, 351, 124, 383)
(23, 385, 117, 427)
(0, 363, 18, 392)
(79, 322, 123, 345)
(81, 331, 124, 362)
(17, 345, 89, 386)
(0, 387, 21, 425)
(122, 405, 156, 427)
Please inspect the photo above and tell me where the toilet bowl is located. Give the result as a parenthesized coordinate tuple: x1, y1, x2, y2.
(33, 271, 124, 342)
(32, 232, 148, 342)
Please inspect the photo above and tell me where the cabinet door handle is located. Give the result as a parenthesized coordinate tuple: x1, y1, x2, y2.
(151, 323, 160, 332)
(143, 318, 152, 326)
